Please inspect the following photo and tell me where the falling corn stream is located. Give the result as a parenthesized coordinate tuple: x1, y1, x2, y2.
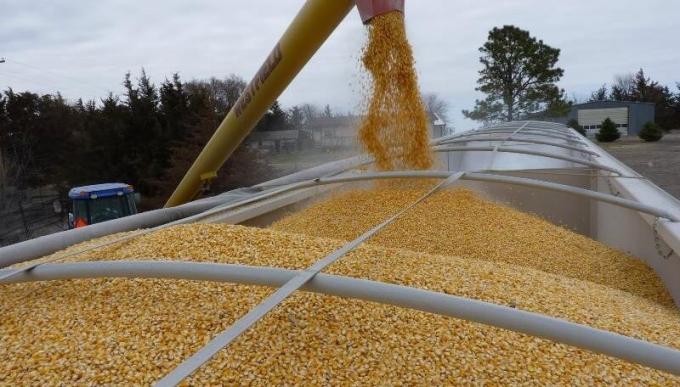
(359, 12, 433, 170)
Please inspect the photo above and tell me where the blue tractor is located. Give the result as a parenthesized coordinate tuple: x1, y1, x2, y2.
(68, 183, 138, 228)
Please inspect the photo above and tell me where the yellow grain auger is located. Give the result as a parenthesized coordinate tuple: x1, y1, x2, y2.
(165, 0, 404, 207)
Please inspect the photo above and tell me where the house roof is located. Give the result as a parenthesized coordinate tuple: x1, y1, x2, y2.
(573, 100, 656, 109)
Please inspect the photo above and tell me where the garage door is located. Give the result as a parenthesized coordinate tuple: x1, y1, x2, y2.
(578, 108, 629, 136)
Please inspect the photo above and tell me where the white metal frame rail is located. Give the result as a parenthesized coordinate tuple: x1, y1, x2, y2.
(434, 121, 586, 145)
(451, 120, 572, 130)
(482, 127, 578, 137)
(487, 122, 530, 170)
(431, 145, 621, 174)
(451, 130, 584, 143)
(438, 137, 599, 156)
(458, 122, 576, 133)
(3, 260, 680, 377)
(155, 173, 464, 385)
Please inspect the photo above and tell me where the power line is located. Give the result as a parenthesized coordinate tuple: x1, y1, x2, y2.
(0, 58, 114, 101)
(0, 68, 93, 98)
(3, 58, 114, 95)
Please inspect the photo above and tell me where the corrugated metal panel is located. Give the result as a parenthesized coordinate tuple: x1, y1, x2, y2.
(578, 107, 629, 136)
(578, 108, 628, 125)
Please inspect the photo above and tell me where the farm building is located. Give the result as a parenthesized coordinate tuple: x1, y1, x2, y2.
(566, 101, 655, 137)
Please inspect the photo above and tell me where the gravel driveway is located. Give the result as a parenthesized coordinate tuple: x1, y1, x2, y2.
(600, 130, 680, 200)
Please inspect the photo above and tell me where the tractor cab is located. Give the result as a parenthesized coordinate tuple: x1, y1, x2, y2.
(68, 183, 138, 228)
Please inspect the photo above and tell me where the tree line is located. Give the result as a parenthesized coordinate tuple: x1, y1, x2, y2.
(588, 68, 680, 130)
(0, 71, 335, 210)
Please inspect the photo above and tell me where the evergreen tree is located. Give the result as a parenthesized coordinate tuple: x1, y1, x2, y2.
(567, 119, 585, 136)
(638, 121, 664, 142)
(607, 69, 678, 130)
(610, 74, 635, 101)
(632, 69, 651, 101)
(255, 101, 289, 132)
(268, 101, 289, 131)
(463, 25, 565, 122)
(543, 90, 572, 118)
(0, 71, 276, 211)
(596, 118, 620, 142)
(122, 70, 166, 195)
(160, 73, 189, 141)
(628, 70, 676, 130)
(35, 92, 81, 189)
(85, 94, 127, 183)
(151, 79, 272, 208)
(2, 89, 40, 188)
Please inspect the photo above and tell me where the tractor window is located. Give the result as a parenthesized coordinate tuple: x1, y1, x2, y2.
(89, 196, 130, 224)
(126, 193, 138, 214)
(73, 200, 89, 226)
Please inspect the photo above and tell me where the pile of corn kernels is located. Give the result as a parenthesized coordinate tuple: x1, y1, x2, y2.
(1, 186, 679, 384)
(273, 186, 673, 306)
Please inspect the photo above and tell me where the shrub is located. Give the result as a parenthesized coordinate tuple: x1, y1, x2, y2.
(596, 118, 621, 142)
(638, 121, 663, 142)
(567, 119, 586, 136)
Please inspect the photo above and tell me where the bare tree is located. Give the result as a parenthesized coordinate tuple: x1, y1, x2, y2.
(323, 104, 333, 118)
(589, 84, 608, 101)
(611, 73, 635, 101)
(300, 103, 319, 124)
(186, 74, 247, 116)
(422, 93, 450, 122)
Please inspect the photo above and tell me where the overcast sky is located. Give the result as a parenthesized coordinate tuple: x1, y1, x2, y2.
(1, 0, 679, 129)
